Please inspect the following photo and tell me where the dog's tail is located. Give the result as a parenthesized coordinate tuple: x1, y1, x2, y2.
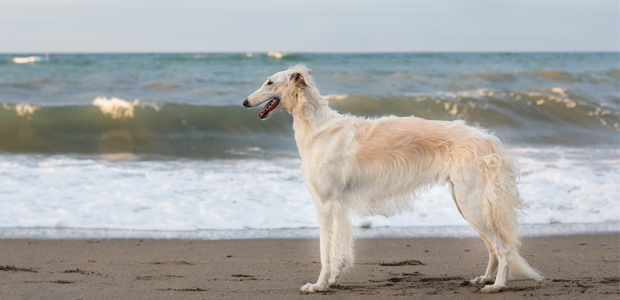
(508, 248, 544, 281)
(478, 143, 544, 281)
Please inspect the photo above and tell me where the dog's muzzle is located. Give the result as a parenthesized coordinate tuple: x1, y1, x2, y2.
(242, 99, 250, 107)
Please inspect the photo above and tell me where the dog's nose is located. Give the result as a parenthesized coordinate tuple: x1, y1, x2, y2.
(243, 99, 250, 107)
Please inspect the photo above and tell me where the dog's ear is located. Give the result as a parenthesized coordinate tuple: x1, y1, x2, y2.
(290, 72, 307, 87)
(292, 64, 312, 75)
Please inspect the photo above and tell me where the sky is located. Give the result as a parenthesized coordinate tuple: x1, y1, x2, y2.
(1, 0, 618, 53)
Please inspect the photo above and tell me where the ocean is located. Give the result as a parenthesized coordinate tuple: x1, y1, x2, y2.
(0, 52, 618, 239)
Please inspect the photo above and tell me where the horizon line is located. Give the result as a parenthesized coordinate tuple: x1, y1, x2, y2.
(1, 50, 619, 55)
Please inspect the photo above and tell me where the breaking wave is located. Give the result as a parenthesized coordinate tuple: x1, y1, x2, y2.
(0, 90, 617, 157)
(11, 54, 49, 64)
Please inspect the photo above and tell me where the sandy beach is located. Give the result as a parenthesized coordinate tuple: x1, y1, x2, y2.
(0, 234, 617, 299)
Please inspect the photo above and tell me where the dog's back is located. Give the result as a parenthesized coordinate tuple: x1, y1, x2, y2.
(301, 115, 504, 216)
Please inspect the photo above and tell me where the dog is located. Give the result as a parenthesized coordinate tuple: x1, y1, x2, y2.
(242, 64, 543, 293)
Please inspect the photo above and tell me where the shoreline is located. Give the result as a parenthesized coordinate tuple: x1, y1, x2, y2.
(0, 222, 617, 240)
(1, 234, 618, 299)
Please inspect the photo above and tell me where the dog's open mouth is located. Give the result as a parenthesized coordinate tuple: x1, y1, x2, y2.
(258, 98, 279, 119)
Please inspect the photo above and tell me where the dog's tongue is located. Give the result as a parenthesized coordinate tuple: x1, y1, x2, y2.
(258, 99, 278, 119)
(258, 108, 267, 119)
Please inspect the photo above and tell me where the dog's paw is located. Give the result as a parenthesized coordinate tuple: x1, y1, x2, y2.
(470, 276, 494, 285)
(300, 283, 326, 293)
(480, 284, 504, 293)
(328, 275, 340, 286)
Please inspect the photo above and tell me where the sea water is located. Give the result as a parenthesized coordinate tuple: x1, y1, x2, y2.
(0, 53, 618, 239)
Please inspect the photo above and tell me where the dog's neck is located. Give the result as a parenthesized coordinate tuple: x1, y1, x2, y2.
(291, 87, 340, 147)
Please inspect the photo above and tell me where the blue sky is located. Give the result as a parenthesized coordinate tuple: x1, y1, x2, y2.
(1, 0, 618, 52)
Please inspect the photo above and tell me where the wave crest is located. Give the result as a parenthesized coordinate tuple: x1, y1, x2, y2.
(2, 103, 38, 117)
(93, 97, 159, 118)
(12, 56, 45, 64)
(93, 97, 138, 118)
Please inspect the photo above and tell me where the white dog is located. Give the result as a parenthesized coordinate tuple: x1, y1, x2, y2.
(243, 65, 543, 293)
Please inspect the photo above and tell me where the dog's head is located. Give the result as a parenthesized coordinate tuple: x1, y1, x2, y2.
(242, 64, 313, 120)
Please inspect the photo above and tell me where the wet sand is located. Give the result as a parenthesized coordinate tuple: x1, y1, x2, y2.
(0, 234, 618, 299)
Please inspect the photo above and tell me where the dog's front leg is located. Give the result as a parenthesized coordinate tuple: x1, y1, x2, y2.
(300, 201, 333, 293)
(328, 202, 353, 286)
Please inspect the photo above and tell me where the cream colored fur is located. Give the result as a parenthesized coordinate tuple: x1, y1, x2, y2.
(243, 65, 544, 294)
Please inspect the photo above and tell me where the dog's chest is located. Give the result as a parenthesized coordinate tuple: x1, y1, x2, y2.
(297, 137, 353, 197)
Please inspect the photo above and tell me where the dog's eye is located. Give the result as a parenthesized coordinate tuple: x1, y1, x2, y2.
(267, 81, 273, 85)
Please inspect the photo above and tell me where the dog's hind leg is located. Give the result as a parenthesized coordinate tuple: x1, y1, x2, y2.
(450, 180, 497, 285)
(328, 202, 353, 286)
(452, 162, 543, 293)
(300, 199, 333, 293)
(450, 169, 507, 292)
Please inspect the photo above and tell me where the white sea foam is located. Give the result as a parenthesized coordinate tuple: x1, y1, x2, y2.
(267, 51, 286, 59)
(0, 146, 617, 238)
(92, 96, 159, 118)
(551, 87, 568, 97)
(2, 103, 38, 117)
(11, 54, 49, 64)
(406, 88, 579, 109)
(93, 96, 136, 118)
(12, 56, 43, 64)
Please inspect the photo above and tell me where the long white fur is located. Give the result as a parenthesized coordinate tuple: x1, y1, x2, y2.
(243, 65, 544, 294)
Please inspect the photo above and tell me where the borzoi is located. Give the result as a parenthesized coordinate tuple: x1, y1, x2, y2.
(242, 65, 543, 293)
